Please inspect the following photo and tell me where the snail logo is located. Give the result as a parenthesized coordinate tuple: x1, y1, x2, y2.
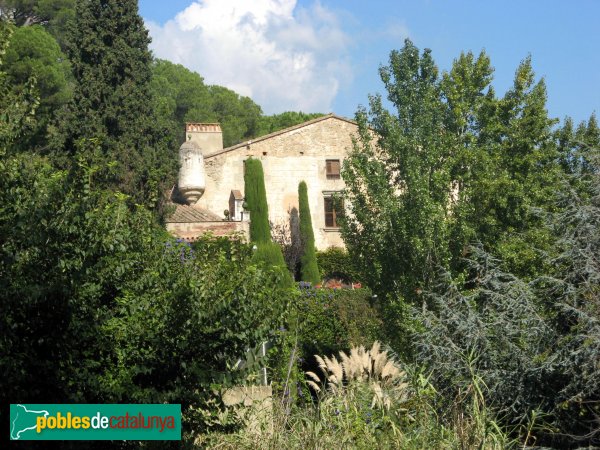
(10, 404, 49, 440)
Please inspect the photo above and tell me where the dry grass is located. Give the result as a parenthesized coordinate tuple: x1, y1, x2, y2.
(306, 341, 409, 411)
(194, 343, 514, 449)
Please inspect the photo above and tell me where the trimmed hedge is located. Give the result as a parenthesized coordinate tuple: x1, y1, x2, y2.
(316, 247, 361, 283)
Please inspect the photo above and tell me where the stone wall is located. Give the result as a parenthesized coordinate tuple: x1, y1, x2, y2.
(196, 116, 358, 249)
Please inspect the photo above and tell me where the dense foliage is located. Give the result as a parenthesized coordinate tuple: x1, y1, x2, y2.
(295, 285, 382, 360)
(316, 247, 362, 283)
(3, 24, 70, 151)
(0, 20, 38, 148)
(257, 111, 324, 136)
(342, 39, 600, 446)
(151, 59, 263, 149)
(298, 181, 320, 284)
(150, 61, 322, 151)
(0, 149, 294, 440)
(412, 219, 600, 446)
(50, 0, 177, 210)
(0, 0, 75, 48)
(342, 39, 571, 302)
(251, 242, 293, 289)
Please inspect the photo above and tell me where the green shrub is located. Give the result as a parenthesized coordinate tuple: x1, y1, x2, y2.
(244, 158, 270, 242)
(191, 231, 253, 263)
(298, 181, 320, 284)
(412, 244, 600, 447)
(0, 150, 295, 442)
(296, 285, 382, 361)
(317, 247, 361, 282)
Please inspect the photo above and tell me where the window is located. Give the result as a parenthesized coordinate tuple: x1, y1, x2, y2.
(326, 159, 341, 179)
(324, 196, 343, 228)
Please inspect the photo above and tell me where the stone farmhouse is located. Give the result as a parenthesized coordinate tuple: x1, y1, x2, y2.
(166, 114, 359, 250)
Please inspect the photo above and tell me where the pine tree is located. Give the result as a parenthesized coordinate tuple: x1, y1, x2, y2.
(4, 25, 71, 152)
(244, 158, 271, 243)
(0, 19, 39, 150)
(298, 181, 320, 284)
(55, 0, 176, 208)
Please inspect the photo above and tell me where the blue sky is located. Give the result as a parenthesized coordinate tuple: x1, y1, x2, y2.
(139, 0, 599, 125)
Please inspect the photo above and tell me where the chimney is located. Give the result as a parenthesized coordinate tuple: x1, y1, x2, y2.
(185, 123, 223, 155)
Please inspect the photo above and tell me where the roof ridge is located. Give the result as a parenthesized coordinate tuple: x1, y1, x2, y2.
(204, 113, 357, 159)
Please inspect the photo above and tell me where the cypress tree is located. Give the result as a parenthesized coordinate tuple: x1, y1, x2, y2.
(244, 157, 292, 286)
(55, 0, 176, 208)
(298, 181, 320, 284)
(244, 158, 271, 242)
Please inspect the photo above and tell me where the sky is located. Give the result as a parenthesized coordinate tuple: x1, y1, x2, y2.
(139, 0, 600, 125)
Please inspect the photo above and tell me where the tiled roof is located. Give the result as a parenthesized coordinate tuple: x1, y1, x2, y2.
(166, 204, 223, 223)
(231, 189, 243, 200)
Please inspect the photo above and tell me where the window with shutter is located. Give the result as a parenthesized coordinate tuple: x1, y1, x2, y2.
(326, 159, 341, 179)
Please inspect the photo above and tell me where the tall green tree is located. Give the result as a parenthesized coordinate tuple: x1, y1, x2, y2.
(0, 19, 38, 151)
(150, 59, 264, 149)
(556, 113, 599, 179)
(243, 157, 292, 286)
(342, 40, 456, 299)
(150, 59, 210, 149)
(298, 181, 320, 284)
(4, 24, 71, 151)
(458, 56, 562, 277)
(208, 84, 262, 147)
(343, 40, 566, 304)
(244, 158, 271, 243)
(54, 0, 176, 209)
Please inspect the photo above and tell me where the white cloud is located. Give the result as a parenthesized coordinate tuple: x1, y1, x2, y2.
(146, 0, 352, 114)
